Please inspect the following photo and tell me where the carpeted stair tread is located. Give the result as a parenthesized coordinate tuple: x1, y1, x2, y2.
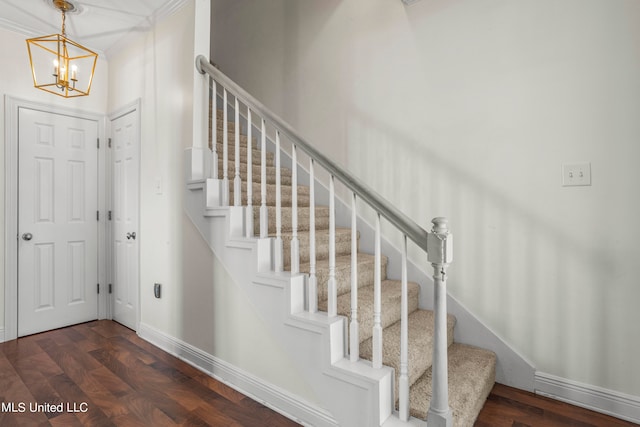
(303, 253, 388, 302)
(214, 129, 258, 148)
(229, 182, 311, 207)
(360, 309, 456, 398)
(319, 280, 420, 345)
(251, 206, 330, 235)
(216, 143, 274, 166)
(216, 121, 245, 132)
(251, 206, 330, 234)
(407, 343, 496, 426)
(217, 161, 292, 185)
(216, 139, 271, 159)
(281, 228, 354, 267)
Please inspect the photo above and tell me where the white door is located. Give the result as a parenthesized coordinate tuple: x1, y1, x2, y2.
(110, 108, 140, 330)
(18, 108, 99, 337)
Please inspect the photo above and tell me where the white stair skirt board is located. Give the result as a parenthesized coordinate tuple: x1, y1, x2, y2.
(137, 322, 337, 427)
(535, 371, 640, 425)
(185, 180, 395, 427)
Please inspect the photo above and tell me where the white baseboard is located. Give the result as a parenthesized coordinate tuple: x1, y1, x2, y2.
(535, 371, 640, 424)
(137, 322, 337, 427)
(0, 327, 4, 343)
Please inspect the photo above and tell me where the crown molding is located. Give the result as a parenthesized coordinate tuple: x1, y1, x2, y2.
(0, 15, 41, 37)
(104, 0, 190, 59)
(0, 0, 191, 59)
(154, 0, 190, 23)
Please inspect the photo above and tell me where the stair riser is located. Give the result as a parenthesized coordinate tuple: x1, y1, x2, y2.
(229, 189, 311, 208)
(324, 281, 421, 346)
(281, 229, 354, 268)
(360, 309, 456, 403)
(251, 206, 330, 234)
(210, 132, 256, 146)
(216, 147, 274, 167)
(217, 163, 291, 185)
(311, 256, 388, 303)
(215, 120, 242, 131)
(407, 344, 496, 424)
(216, 139, 272, 157)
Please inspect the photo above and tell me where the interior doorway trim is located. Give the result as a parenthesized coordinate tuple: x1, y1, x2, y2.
(3, 96, 107, 341)
(107, 98, 142, 330)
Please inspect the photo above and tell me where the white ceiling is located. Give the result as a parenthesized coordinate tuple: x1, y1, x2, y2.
(0, 0, 189, 56)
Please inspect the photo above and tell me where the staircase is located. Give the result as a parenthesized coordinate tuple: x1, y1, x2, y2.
(188, 57, 497, 426)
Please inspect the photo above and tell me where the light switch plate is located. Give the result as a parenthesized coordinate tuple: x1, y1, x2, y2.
(562, 163, 591, 186)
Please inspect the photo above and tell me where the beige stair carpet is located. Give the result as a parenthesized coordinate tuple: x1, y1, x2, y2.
(212, 110, 496, 426)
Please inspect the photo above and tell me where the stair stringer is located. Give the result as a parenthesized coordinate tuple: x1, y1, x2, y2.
(228, 102, 536, 392)
(185, 177, 395, 427)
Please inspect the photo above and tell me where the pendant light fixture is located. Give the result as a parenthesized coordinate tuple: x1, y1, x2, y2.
(26, 0, 98, 98)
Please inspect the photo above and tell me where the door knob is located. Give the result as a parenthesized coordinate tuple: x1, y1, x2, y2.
(22, 232, 33, 241)
(126, 232, 136, 240)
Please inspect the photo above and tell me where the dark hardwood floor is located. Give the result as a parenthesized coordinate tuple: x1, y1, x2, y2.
(476, 383, 639, 427)
(0, 320, 300, 427)
(0, 320, 637, 427)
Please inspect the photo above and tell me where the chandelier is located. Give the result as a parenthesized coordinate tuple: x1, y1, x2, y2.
(26, 0, 97, 98)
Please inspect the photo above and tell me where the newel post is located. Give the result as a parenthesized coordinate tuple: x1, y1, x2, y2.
(426, 217, 453, 427)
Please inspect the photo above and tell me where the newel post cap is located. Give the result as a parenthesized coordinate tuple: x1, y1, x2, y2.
(427, 217, 453, 264)
(431, 217, 449, 234)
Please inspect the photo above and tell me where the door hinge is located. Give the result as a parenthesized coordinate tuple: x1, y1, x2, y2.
(97, 210, 100, 221)
(108, 210, 112, 221)
(97, 138, 100, 149)
(97, 283, 100, 294)
(108, 284, 113, 294)
(108, 138, 112, 148)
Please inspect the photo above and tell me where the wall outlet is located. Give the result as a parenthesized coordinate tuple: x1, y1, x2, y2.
(562, 163, 591, 187)
(154, 283, 161, 298)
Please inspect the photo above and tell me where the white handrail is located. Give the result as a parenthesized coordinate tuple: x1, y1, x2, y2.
(197, 56, 430, 252)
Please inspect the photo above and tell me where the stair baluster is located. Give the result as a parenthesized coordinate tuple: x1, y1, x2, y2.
(399, 235, 409, 421)
(245, 108, 253, 238)
(259, 118, 268, 238)
(373, 212, 383, 369)
(234, 96, 241, 206)
(222, 88, 229, 206)
(290, 144, 300, 274)
(327, 175, 337, 317)
(274, 130, 284, 272)
(349, 192, 359, 362)
(308, 159, 318, 313)
(210, 79, 218, 179)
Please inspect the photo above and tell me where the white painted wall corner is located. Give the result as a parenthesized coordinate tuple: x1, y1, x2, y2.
(535, 372, 640, 424)
(0, 327, 5, 343)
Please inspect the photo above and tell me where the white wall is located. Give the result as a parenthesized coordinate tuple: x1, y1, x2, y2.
(0, 26, 108, 334)
(108, 0, 195, 337)
(211, 0, 640, 397)
(107, 0, 316, 403)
